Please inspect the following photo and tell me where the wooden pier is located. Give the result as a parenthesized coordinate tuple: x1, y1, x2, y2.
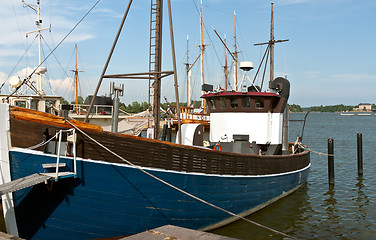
(121, 225, 238, 240)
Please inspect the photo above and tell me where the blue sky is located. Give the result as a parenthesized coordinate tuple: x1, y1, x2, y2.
(1, 0, 375, 107)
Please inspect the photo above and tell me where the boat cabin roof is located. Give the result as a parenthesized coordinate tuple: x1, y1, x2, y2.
(202, 91, 280, 98)
(201, 91, 282, 113)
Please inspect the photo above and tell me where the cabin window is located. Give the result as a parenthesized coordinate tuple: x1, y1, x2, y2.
(30, 100, 38, 110)
(255, 97, 264, 109)
(209, 99, 216, 109)
(242, 97, 251, 108)
(230, 98, 238, 108)
(219, 98, 227, 109)
(15, 101, 27, 108)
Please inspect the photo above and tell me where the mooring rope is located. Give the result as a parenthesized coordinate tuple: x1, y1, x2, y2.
(298, 143, 334, 157)
(66, 119, 298, 240)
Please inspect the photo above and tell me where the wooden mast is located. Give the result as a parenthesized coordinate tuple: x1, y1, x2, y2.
(84, 0, 134, 123)
(167, 0, 181, 144)
(152, 0, 163, 139)
(254, 3, 288, 89)
(233, 11, 238, 91)
(84, 0, 179, 142)
(224, 35, 228, 91)
(72, 44, 83, 111)
(213, 28, 236, 86)
(269, 3, 274, 87)
(74, 44, 78, 109)
(200, 0, 206, 110)
(186, 35, 190, 106)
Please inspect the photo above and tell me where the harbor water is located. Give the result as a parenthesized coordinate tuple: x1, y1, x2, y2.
(212, 112, 376, 239)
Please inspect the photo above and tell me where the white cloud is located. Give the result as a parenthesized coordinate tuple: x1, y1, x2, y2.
(0, 49, 28, 58)
(332, 73, 376, 82)
(0, 67, 74, 96)
(305, 71, 320, 79)
(48, 77, 75, 94)
(0, 0, 98, 47)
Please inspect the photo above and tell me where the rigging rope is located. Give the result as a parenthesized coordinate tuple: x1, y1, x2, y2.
(27, 129, 74, 150)
(66, 119, 298, 240)
(5, 0, 102, 100)
(0, 35, 38, 93)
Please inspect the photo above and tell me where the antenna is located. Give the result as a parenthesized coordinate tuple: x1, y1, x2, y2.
(239, 61, 254, 93)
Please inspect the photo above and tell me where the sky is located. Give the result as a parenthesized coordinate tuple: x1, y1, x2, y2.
(0, 0, 375, 107)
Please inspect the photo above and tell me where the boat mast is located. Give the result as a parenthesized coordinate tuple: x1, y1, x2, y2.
(254, 3, 288, 89)
(186, 35, 190, 106)
(152, 0, 163, 139)
(269, 3, 274, 87)
(233, 11, 238, 91)
(224, 35, 228, 91)
(36, 1, 42, 94)
(84, 0, 134, 123)
(23, 0, 49, 95)
(72, 44, 83, 110)
(84, 0, 181, 143)
(167, 0, 181, 144)
(213, 28, 236, 91)
(74, 44, 78, 107)
(200, 0, 207, 110)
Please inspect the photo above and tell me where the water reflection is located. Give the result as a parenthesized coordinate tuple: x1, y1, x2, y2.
(210, 185, 310, 240)
(354, 176, 369, 221)
(322, 185, 339, 220)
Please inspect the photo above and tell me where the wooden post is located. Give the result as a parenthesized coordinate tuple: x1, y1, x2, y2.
(328, 138, 334, 185)
(357, 133, 363, 175)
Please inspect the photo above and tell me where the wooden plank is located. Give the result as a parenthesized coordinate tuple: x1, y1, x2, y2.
(120, 225, 238, 240)
(0, 174, 51, 195)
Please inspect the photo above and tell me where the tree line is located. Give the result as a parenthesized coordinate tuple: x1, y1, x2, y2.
(290, 104, 376, 112)
(60, 96, 202, 114)
(61, 96, 373, 113)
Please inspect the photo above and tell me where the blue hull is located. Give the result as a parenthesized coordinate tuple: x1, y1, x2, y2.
(9, 149, 309, 240)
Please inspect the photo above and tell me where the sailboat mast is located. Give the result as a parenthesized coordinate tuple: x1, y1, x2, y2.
(36, 1, 43, 94)
(186, 35, 190, 106)
(224, 35, 228, 91)
(233, 11, 238, 91)
(269, 3, 275, 87)
(254, 3, 288, 89)
(74, 44, 78, 108)
(152, 0, 163, 139)
(200, 0, 206, 110)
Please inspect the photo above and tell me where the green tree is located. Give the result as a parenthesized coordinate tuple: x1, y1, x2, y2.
(290, 104, 303, 112)
(309, 104, 354, 112)
(60, 97, 69, 105)
(70, 96, 84, 104)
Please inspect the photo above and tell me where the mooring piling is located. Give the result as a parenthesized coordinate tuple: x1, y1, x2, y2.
(357, 133, 363, 175)
(328, 138, 334, 185)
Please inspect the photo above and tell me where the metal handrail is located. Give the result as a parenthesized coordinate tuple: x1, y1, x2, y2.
(54, 129, 77, 180)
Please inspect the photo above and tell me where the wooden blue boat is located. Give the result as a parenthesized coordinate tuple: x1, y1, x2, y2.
(0, 103, 309, 239)
(0, 1, 309, 239)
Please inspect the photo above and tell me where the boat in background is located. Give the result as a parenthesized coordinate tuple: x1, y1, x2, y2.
(0, 1, 310, 239)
